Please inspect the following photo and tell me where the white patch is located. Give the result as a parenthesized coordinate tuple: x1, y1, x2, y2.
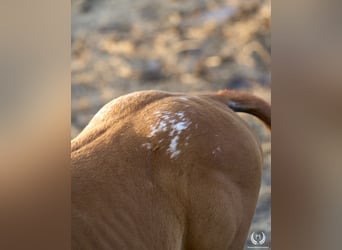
(168, 135, 181, 158)
(179, 97, 188, 101)
(171, 121, 188, 133)
(149, 110, 192, 159)
(142, 143, 152, 150)
(176, 111, 185, 119)
(149, 119, 168, 137)
(212, 146, 222, 155)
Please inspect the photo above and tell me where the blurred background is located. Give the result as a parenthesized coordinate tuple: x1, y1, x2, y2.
(71, 0, 271, 248)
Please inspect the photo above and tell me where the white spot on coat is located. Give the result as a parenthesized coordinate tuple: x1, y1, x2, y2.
(142, 143, 152, 150)
(212, 146, 222, 155)
(149, 110, 192, 159)
(168, 135, 181, 158)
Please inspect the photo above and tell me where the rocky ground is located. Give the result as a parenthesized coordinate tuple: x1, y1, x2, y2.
(72, 0, 271, 248)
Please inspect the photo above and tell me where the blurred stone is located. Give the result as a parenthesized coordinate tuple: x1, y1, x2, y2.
(227, 76, 251, 90)
(140, 3, 162, 21)
(99, 21, 132, 34)
(205, 56, 222, 67)
(99, 39, 134, 55)
(177, 48, 201, 57)
(74, 0, 101, 13)
(139, 60, 165, 82)
(200, 6, 237, 24)
(168, 13, 182, 26)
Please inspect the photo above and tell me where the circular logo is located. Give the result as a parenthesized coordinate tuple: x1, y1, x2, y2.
(250, 231, 266, 246)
